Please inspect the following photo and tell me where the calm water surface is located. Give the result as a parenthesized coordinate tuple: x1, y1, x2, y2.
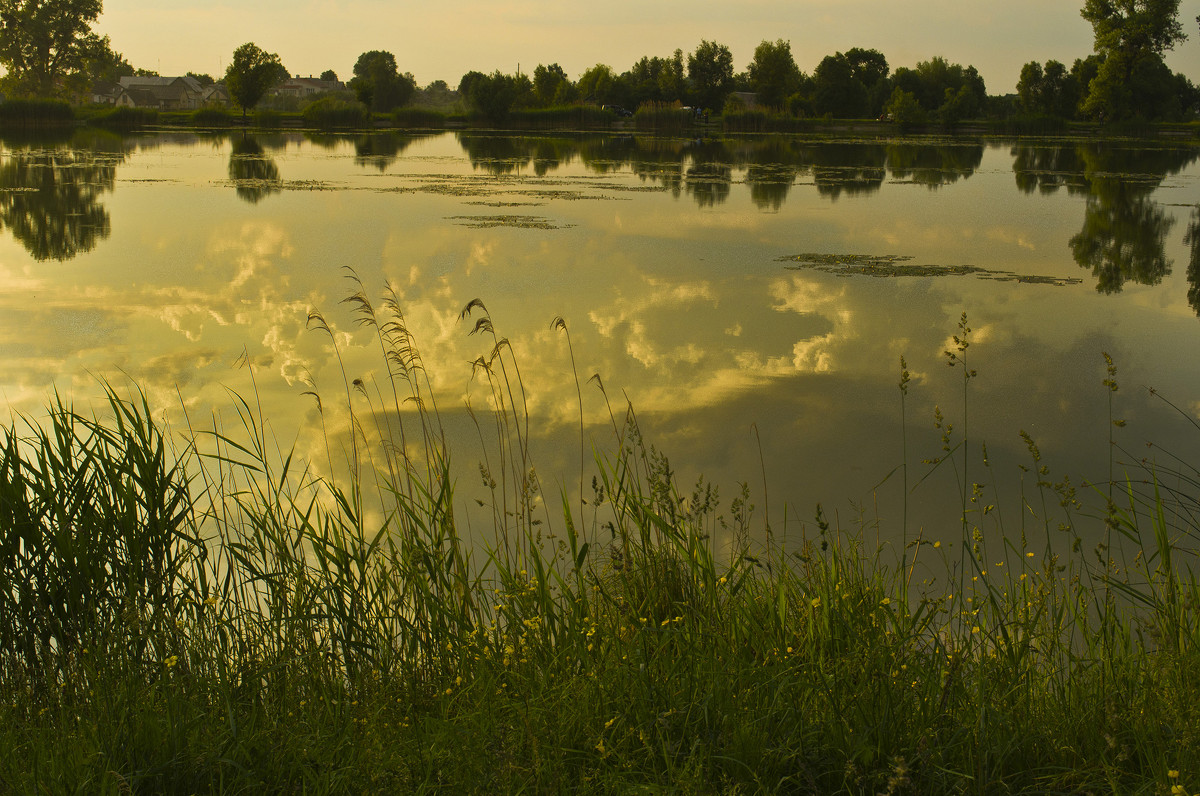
(3, 128, 1199, 547)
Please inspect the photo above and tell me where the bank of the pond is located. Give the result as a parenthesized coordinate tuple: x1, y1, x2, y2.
(2, 380, 1199, 795)
(7, 99, 1199, 142)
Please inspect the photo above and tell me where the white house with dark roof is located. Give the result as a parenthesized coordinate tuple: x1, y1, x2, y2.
(115, 76, 213, 110)
(273, 75, 346, 98)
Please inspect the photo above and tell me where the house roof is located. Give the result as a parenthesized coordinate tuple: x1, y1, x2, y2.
(119, 75, 204, 94)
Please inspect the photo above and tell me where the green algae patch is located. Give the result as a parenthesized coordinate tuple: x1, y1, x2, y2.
(447, 214, 574, 229)
(779, 252, 1082, 285)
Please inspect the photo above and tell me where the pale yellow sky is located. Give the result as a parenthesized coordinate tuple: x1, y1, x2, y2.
(95, 0, 1200, 94)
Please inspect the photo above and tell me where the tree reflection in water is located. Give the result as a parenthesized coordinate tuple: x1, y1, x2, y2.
(1069, 181, 1175, 293)
(1184, 206, 1200, 316)
(1068, 145, 1197, 294)
(0, 139, 121, 261)
(354, 132, 421, 173)
(228, 134, 281, 204)
(1012, 142, 1199, 299)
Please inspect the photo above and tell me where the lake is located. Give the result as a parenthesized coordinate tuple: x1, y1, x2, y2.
(2, 128, 1199, 552)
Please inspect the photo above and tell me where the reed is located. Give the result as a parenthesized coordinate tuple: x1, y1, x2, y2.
(633, 101, 695, 133)
(302, 96, 371, 130)
(0, 98, 75, 129)
(1, 296, 1198, 794)
(89, 105, 159, 131)
(391, 107, 447, 129)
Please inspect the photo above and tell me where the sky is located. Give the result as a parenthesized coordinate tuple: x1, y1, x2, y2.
(96, 0, 1200, 95)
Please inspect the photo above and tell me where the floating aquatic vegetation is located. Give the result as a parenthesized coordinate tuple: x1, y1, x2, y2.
(447, 214, 573, 230)
(464, 200, 547, 208)
(217, 178, 337, 192)
(779, 252, 1082, 285)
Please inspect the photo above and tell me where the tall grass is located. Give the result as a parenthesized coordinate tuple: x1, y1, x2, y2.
(190, 107, 235, 128)
(303, 96, 371, 130)
(88, 106, 159, 131)
(1, 291, 1198, 793)
(634, 102, 695, 133)
(0, 98, 75, 129)
(392, 107, 447, 129)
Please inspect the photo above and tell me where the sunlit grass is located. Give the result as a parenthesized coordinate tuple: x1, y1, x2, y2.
(1, 293, 1198, 794)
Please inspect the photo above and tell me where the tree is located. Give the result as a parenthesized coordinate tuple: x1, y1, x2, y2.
(747, 39, 800, 109)
(577, 64, 616, 104)
(533, 63, 570, 106)
(687, 40, 734, 111)
(319, 69, 338, 82)
(1081, 0, 1186, 118)
(461, 70, 531, 122)
(224, 43, 287, 119)
(349, 50, 415, 113)
(659, 49, 686, 103)
(812, 53, 868, 117)
(845, 47, 891, 115)
(884, 86, 926, 129)
(65, 35, 132, 99)
(0, 0, 103, 97)
(186, 71, 215, 87)
(1018, 59, 1083, 117)
(844, 48, 889, 88)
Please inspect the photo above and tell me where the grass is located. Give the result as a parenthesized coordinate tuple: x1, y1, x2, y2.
(0, 98, 75, 129)
(2, 292, 1199, 794)
(303, 97, 372, 131)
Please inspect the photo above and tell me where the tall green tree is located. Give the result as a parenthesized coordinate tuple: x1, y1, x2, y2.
(533, 63, 570, 106)
(812, 53, 868, 117)
(844, 47, 890, 114)
(460, 70, 532, 123)
(577, 64, 616, 104)
(0, 0, 103, 97)
(1017, 59, 1081, 117)
(1081, 0, 1186, 119)
(64, 35, 132, 99)
(349, 50, 415, 113)
(747, 39, 800, 109)
(687, 40, 734, 111)
(224, 43, 287, 119)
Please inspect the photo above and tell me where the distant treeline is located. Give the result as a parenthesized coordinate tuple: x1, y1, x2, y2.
(3, 1, 1195, 132)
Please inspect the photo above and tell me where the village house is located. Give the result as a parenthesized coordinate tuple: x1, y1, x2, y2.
(273, 75, 345, 99)
(113, 76, 226, 110)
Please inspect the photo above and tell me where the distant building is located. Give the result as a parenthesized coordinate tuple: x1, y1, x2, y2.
(89, 80, 123, 105)
(273, 75, 345, 98)
(114, 76, 217, 110)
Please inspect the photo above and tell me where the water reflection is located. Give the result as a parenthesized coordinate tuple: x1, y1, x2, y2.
(1070, 181, 1175, 293)
(811, 142, 886, 199)
(886, 141, 983, 188)
(1185, 206, 1200, 316)
(354, 132, 423, 172)
(227, 134, 281, 204)
(684, 140, 732, 208)
(743, 138, 803, 211)
(456, 133, 584, 177)
(0, 131, 126, 261)
(1010, 144, 1088, 194)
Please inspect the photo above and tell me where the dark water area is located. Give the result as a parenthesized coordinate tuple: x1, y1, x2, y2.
(2, 128, 1198, 555)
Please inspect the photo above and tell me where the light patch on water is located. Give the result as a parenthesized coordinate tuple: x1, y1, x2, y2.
(985, 227, 1037, 251)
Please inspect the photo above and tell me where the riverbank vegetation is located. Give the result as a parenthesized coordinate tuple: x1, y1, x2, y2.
(2, 300, 1198, 794)
(2, 2, 1197, 136)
